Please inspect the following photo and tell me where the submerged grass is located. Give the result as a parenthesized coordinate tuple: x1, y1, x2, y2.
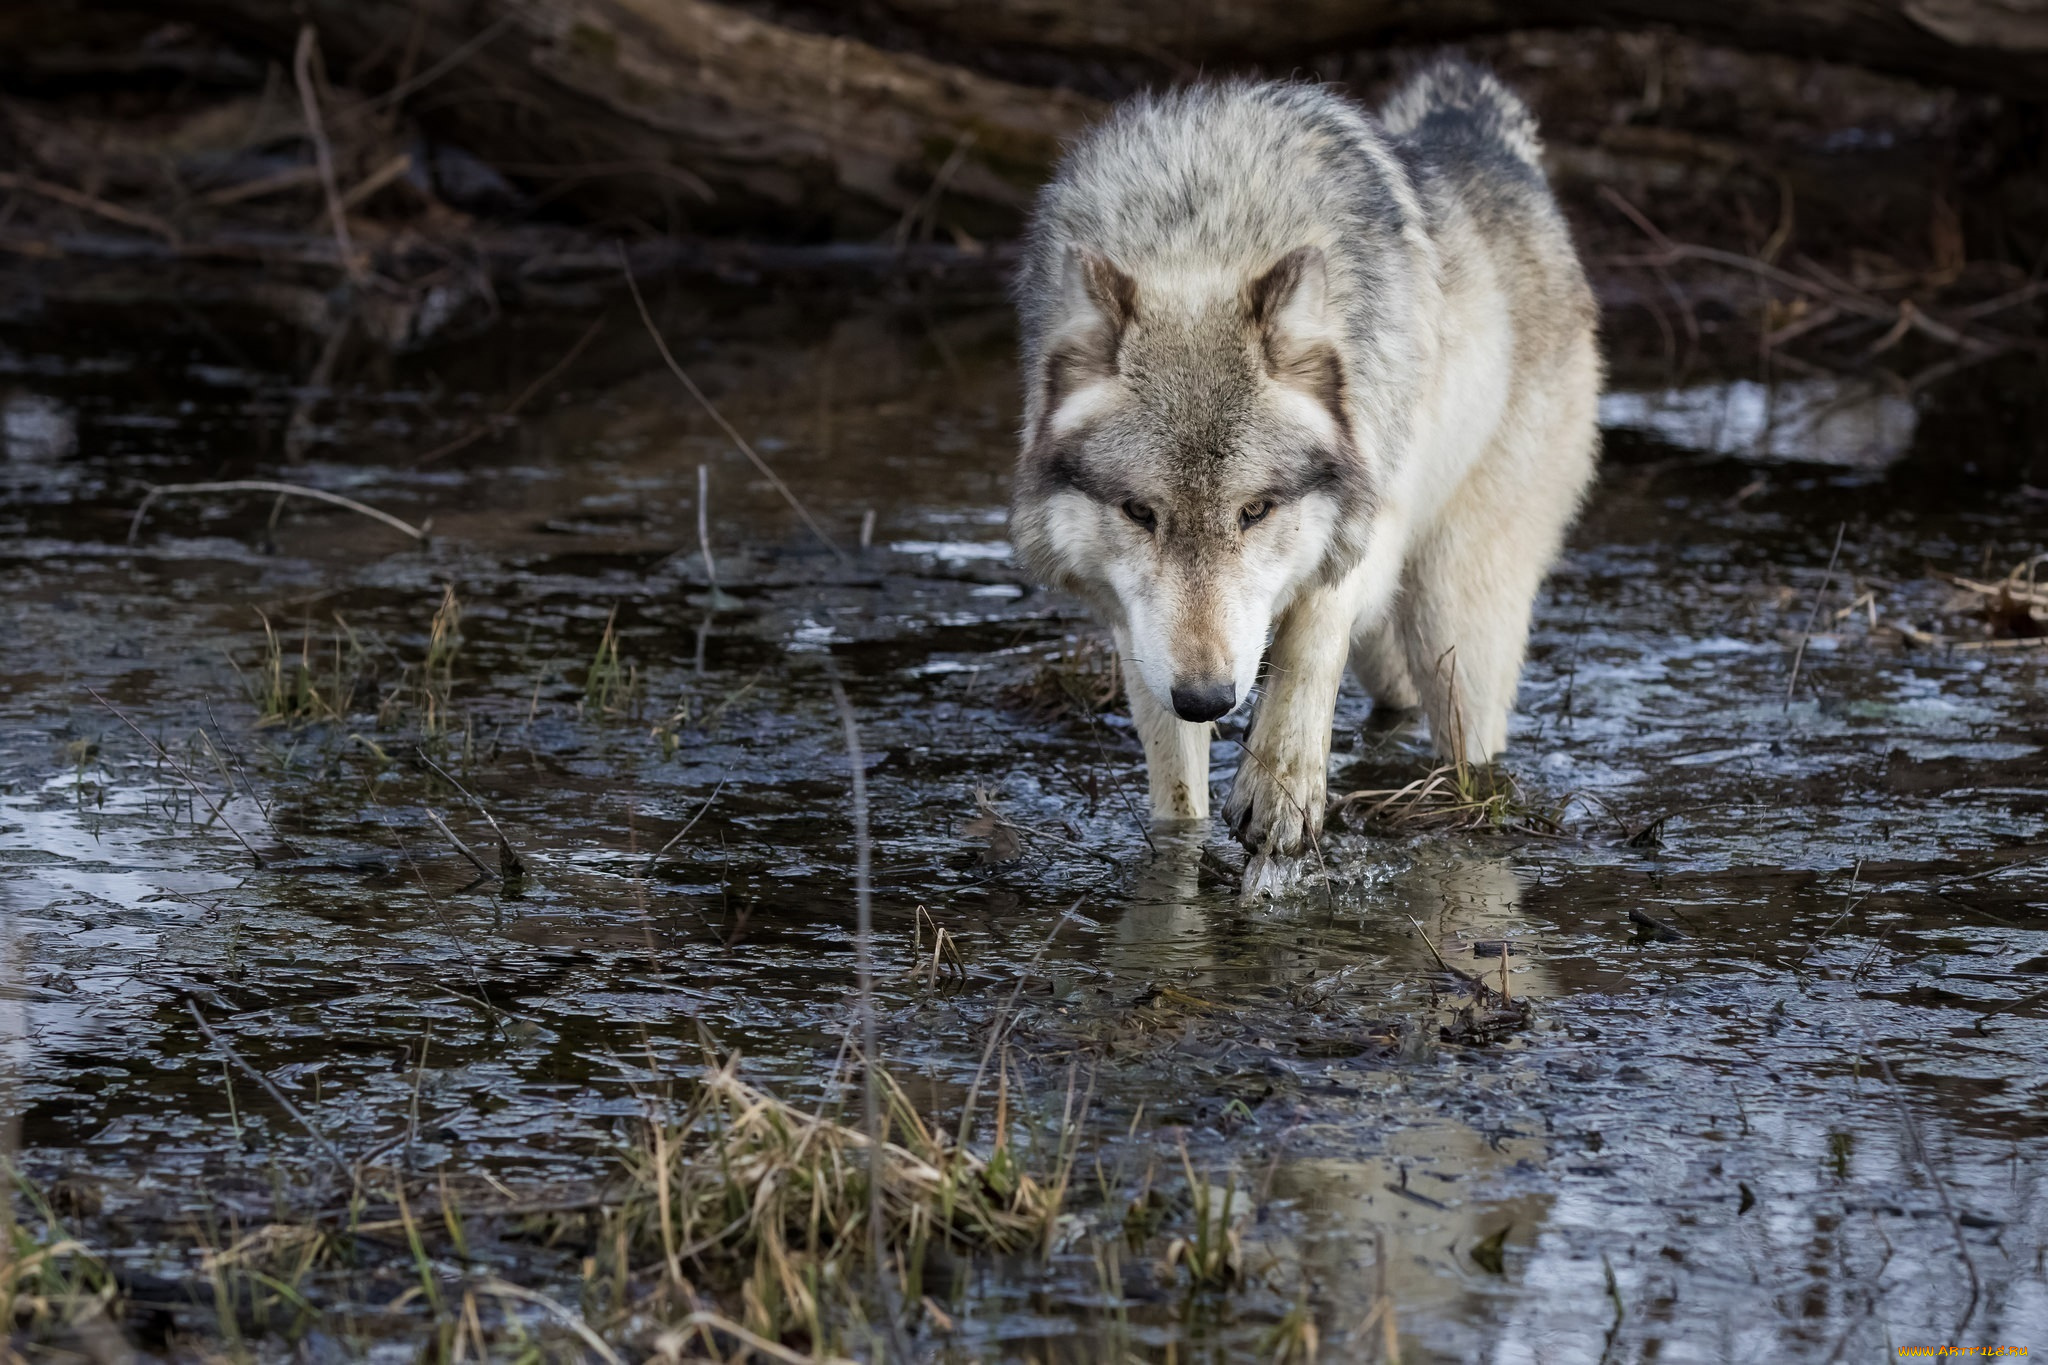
(232, 585, 468, 739)
(1160, 1140, 1244, 1291)
(603, 1049, 1072, 1354)
(237, 609, 375, 726)
(1341, 656, 1567, 835)
(581, 605, 641, 720)
(3, 1045, 1103, 1362)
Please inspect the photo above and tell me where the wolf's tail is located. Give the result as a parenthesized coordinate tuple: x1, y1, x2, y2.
(1379, 57, 1543, 169)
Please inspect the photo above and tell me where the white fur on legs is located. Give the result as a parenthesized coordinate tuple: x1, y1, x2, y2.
(1119, 630, 1212, 821)
(1350, 614, 1420, 711)
(1398, 398, 1597, 764)
(1225, 556, 1382, 858)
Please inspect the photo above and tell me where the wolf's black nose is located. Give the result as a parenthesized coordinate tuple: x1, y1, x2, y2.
(1170, 680, 1236, 723)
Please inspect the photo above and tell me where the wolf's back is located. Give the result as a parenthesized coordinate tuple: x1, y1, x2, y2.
(1379, 58, 1545, 173)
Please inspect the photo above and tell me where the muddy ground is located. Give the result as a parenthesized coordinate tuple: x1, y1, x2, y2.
(1, 276, 2044, 1362)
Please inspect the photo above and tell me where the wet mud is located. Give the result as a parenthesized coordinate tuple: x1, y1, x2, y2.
(2, 278, 2043, 1361)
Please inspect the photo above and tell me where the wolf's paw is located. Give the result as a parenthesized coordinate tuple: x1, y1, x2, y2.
(1240, 850, 1308, 899)
(1223, 752, 1327, 858)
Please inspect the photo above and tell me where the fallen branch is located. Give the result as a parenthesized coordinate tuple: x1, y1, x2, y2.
(128, 480, 428, 546)
(1892, 626, 2048, 652)
(0, 171, 179, 242)
(1599, 186, 2046, 366)
(1937, 570, 2048, 610)
(1628, 907, 1688, 941)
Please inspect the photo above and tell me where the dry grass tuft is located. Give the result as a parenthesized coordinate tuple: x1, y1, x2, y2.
(602, 1051, 1072, 1352)
(1337, 761, 1562, 836)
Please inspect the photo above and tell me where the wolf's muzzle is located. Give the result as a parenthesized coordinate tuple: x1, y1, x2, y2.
(1169, 680, 1236, 723)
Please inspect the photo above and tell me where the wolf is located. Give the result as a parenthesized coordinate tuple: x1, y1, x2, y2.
(1009, 60, 1600, 886)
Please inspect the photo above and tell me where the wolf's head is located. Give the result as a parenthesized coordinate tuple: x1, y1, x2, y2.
(1012, 245, 1371, 722)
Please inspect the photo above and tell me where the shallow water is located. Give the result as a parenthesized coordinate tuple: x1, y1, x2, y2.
(2, 279, 2044, 1362)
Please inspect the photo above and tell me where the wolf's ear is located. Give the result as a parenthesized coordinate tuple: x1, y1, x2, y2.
(1250, 246, 1344, 416)
(1249, 246, 1331, 352)
(1046, 247, 1136, 382)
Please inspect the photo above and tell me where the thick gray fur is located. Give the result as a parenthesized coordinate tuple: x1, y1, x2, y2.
(1010, 60, 1602, 889)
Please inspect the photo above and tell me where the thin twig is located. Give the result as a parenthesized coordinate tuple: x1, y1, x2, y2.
(415, 753, 522, 871)
(1950, 278, 2048, 322)
(891, 131, 975, 252)
(1403, 914, 1486, 991)
(616, 243, 847, 561)
(1083, 707, 1156, 857)
(1796, 861, 1869, 967)
(645, 777, 729, 870)
(341, 13, 522, 123)
(293, 26, 367, 284)
(827, 668, 906, 1355)
(355, 772, 500, 1022)
(1600, 186, 2042, 358)
(958, 892, 1091, 1158)
(677, 1311, 857, 1365)
(198, 165, 323, 207)
(88, 688, 265, 866)
(129, 480, 428, 545)
(697, 463, 720, 592)
(424, 809, 497, 881)
(284, 312, 352, 464)
(337, 152, 415, 212)
(0, 171, 177, 241)
(1861, 1035, 1982, 1337)
(480, 1279, 626, 1365)
(186, 999, 352, 1177)
(1786, 522, 1846, 709)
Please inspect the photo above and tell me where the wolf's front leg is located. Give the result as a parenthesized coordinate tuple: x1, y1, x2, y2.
(1224, 565, 1375, 860)
(1117, 629, 1212, 822)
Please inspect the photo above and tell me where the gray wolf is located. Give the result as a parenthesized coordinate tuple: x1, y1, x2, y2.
(1009, 60, 1600, 887)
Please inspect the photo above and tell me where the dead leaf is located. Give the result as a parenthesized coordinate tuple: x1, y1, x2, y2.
(1985, 587, 2045, 639)
(961, 789, 1025, 864)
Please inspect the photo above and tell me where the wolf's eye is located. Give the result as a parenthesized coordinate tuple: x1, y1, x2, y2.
(1239, 500, 1273, 529)
(1120, 500, 1157, 531)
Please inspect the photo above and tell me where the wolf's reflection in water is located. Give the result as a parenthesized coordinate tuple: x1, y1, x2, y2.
(1104, 839, 1555, 1353)
(1111, 832, 1553, 998)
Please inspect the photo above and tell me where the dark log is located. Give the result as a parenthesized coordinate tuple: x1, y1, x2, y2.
(59, 0, 2048, 239)
(169, 0, 1104, 238)
(866, 0, 2048, 98)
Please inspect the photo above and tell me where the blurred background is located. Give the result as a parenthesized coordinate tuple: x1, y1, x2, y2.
(2, 0, 2044, 484)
